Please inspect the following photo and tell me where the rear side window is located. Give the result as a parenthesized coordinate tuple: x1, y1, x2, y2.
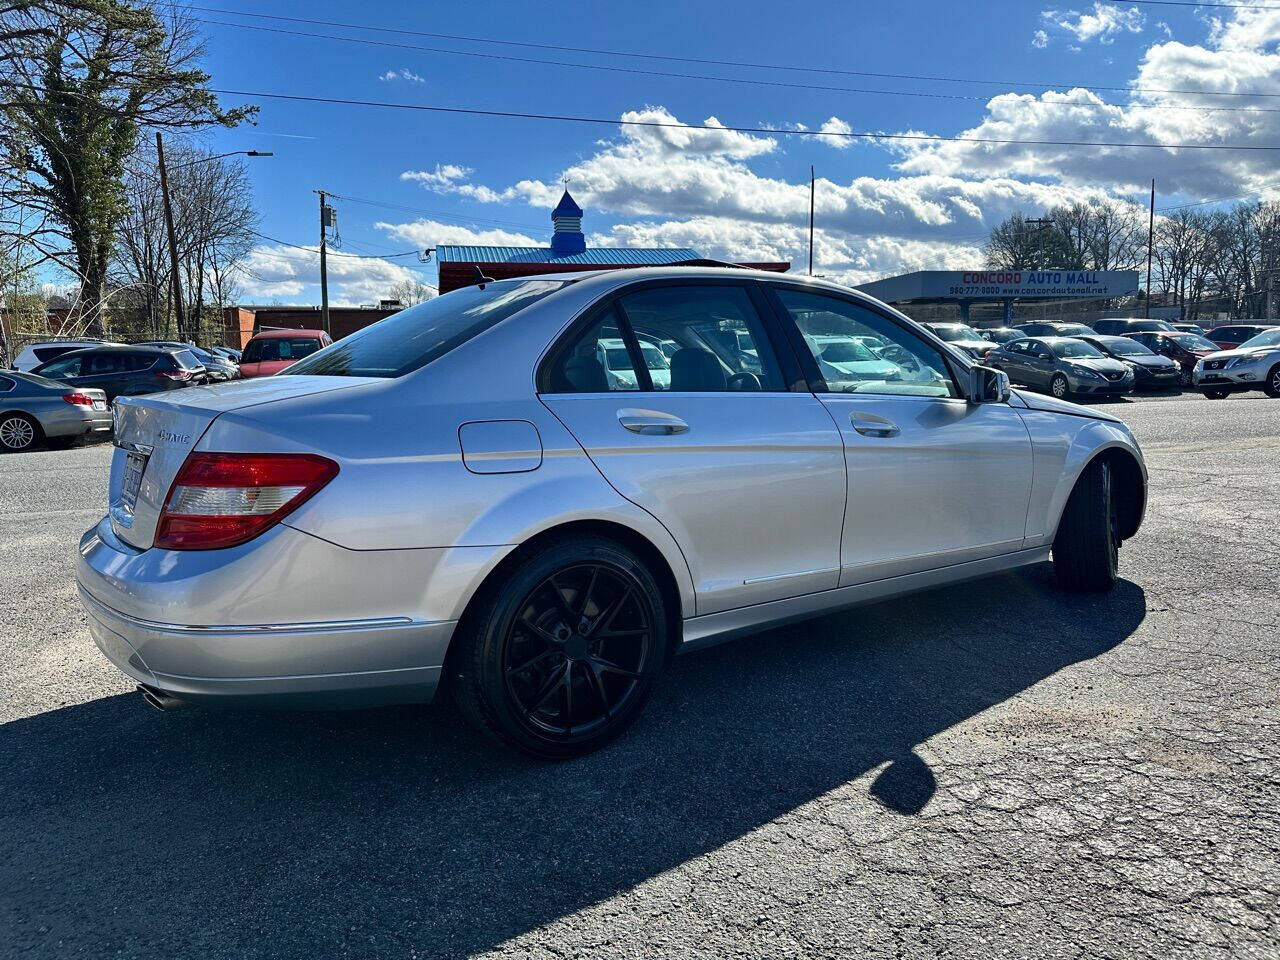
(85, 353, 121, 374)
(0, 376, 13, 393)
(285, 279, 570, 378)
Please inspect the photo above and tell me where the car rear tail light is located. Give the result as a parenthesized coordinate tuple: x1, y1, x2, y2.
(154, 452, 339, 550)
(156, 368, 192, 380)
(62, 392, 95, 405)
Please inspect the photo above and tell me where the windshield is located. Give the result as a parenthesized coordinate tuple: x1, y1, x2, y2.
(1057, 325, 1094, 335)
(984, 329, 1019, 343)
(1105, 338, 1153, 356)
(604, 347, 631, 370)
(639, 342, 669, 370)
(819, 338, 878, 362)
(1170, 333, 1218, 351)
(1239, 328, 1280, 349)
(932, 325, 984, 342)
(285, 279, 568, 377)
(1055, 341, 1105, 359)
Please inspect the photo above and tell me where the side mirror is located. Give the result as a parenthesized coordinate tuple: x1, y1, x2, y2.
(968, 365, 1010, 404)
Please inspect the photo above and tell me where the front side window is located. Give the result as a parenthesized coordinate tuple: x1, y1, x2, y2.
(775, 289, 960, 398)
(286, 278, 569, 378)
(617, 285, 785, 392)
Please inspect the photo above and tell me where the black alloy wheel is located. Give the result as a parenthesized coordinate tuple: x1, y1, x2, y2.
(1266, 364, 1280, 398)
(452, 535, 669, 758)
(502, 563, 652, 738)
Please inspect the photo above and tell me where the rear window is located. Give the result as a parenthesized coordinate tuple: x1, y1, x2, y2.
(242, 336, 324, 364)
(173, 350, 202, 370)
(284, 279, 570, 378)
(33, 345, 81, 362)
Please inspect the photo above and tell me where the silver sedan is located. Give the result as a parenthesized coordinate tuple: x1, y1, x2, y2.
(77, 268, 1147, 758)
(0, 371, 110, 452)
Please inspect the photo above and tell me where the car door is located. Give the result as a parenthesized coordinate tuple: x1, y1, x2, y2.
(1021, 340, 1056, 387)
(540, 280, 847, 616)
(765, 285, 1034, 585)
(997, 340, 1032, 383)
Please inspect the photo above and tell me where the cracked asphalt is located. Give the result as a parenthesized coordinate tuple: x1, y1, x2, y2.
(1, 391, 1276, 959)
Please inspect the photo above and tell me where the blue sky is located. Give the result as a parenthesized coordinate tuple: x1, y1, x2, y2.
(180, 1, 1280, 303)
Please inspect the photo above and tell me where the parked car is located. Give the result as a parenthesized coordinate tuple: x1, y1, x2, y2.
(238, 329, 331, 378)
(1076, 334, 1182, 390)
(1014, 322, 1096, 338)
(1170, 322, 1207, 336)
(981, 327, 1022, 344)
(209, 345, 242, 363)
(923, 322, 996, 359)
(1193, 326, 1280, 399)
(0, 370, 110, 452)
(1091, 318, 1176, 336)
(1206, 323, 1277, 352)
(1124, 331, 1219, 386)
(807, 333, 904, 380)
(31, 345, 206, 401)
(77, 268, 1147, 758)
(10, 339, 110, 373)
(137, 342, 238, 381)
(986, 336, 1134, 399)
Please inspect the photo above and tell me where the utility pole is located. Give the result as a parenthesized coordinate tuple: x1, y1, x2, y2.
(156, 132, 186, 341)
(1145, 178, 1155, 319)
(316, 191, 332, 336)
(808, 165, 815, 276)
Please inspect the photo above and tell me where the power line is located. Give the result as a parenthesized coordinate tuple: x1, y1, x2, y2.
(210, 87, 1280, 151)
(190, 4, 1280, 100)
(321, 191, 545, 233)
(192, 14, 1280, 115)
(1127, 1, 1280, 9)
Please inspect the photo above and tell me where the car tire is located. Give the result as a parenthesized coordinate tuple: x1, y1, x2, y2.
(451, 534, 670, 759)
(1203, 389, 1229, 400)
(1178, 368, 1193, 387)
(0, 413, 42, 452)
(1050, 374, 1071, 400)
(1052, 458, 1119, 593)
(1264, 364, 1280, 399)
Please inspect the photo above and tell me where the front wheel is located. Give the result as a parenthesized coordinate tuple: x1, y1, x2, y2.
(1264, 364, 1280, 399)
(451, 535, 669, 758)
(1050, 374, 1071, 400)
(1053, 458, 1119, 592)
(1178, 368, 1193, 387)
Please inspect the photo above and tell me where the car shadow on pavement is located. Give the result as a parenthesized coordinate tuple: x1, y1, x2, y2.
(1, 565, 1145, 958)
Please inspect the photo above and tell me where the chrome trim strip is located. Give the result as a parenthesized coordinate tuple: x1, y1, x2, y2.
(78, 585, 427, 635)
(742, 567, 838, 586)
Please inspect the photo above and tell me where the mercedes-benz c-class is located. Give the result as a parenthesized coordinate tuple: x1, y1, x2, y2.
(77, 268, 1147, 757)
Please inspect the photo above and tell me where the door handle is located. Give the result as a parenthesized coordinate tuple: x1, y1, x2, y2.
(850, 413, 899, 438)
(617, 409, 689, 435)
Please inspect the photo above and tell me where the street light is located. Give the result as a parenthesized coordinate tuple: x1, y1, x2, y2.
(155, 136, 274, 341)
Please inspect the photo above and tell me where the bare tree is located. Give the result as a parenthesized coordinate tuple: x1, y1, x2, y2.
(385, 276, 435, 307)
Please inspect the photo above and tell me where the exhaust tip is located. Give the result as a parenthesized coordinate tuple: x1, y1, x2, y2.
(137, 684, 188, 712)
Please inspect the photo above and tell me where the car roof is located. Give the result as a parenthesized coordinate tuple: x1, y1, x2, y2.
(251, 328, 326, 339)
(1081, 334, 1132, 344)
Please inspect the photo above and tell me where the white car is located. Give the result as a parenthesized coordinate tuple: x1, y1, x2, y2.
(11, 339, 110, 372)
(1193, 327, 1280, 399)
(806, 334, 903, 383)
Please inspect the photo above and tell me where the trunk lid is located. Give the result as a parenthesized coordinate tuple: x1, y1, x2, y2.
(106, 377, 366, 549)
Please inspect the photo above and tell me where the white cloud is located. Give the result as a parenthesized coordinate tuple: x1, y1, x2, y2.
(379, 68, 424, 83)
(818, 116, 854, 148)
(1032, 29, 1050, 49)
(233, 245, 430, 305)
(1042, 3, 1144, 44)
(376, 219, 542, 248)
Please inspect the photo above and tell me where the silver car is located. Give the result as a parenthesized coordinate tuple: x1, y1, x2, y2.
(0, 370, 110, 451)
(77, 268, 1147, 758)
(1193, 326, 1280, 399)
(988, 336, 1135, 399)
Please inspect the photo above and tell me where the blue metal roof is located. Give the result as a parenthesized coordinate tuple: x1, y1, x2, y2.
(435, 245, 700, 266)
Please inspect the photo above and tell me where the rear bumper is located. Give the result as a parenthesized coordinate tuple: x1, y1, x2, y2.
(42, 405, 112, 438)
(74, 516, 505, 708)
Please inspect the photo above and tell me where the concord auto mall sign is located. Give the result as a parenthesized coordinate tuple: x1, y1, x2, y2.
(948, 271, 1138, 299)
(856, 269, 1140, 303)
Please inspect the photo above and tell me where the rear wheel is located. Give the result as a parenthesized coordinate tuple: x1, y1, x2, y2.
(1203, 389, 1229, 400)
(1053, 458, 1119, 592)
(0, 413, 41, 452)
(1264, 364, 1280, 398)
(1050, 374, 1071, 400)
(451, 535, 669, 759)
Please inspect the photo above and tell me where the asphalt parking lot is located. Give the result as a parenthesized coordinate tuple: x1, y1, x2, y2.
(1, 391, 1277, 959)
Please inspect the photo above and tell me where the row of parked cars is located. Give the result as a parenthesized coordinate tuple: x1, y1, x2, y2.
(918, 318, 1280, 401)
(1, 329, 332, 451)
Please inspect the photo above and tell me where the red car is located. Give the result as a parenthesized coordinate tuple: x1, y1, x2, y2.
(1207, 324, 1276, 352)
(238, 329, 332, 379)
(1124, 331, 1220, 385)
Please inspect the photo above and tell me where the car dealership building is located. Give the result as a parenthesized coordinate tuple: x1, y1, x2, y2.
(856, 270, 1141, 326)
